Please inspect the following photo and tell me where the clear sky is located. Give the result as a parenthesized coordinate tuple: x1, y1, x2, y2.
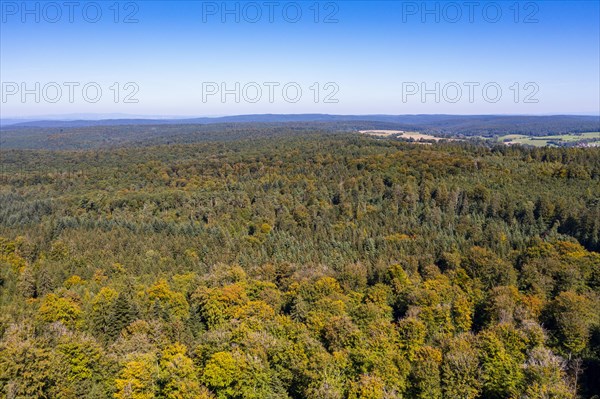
(1, 0, 599, 118)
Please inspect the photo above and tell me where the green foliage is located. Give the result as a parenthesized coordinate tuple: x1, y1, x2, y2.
(90, 287, 118, 340)
(108, 292, 139, 341)
(548, 291, 597, 356)
(38, 293, 82, 328)
(201, 351, 238, 395)
(1, 135, 599, 398)
(0, 327, 52, 399)
(477, 327, 526, 399)
(159, 343, 201, 399)
(408, 346, 442, 399)
(51, 332, 106, 398)
(114, 352, 159, 399)
(441, 335, 481, 399)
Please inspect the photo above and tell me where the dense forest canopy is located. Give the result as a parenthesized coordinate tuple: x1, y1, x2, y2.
(0, 131, 599, 398)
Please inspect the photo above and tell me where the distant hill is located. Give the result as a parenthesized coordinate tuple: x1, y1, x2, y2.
(2, 114, 442, 128)
(3, 114, 599, 130)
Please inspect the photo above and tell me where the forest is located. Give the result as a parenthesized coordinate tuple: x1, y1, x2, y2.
(0, 131, 599, 399)
(2, 115, 599, 150)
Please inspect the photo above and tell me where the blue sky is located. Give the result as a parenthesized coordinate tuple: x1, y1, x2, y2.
(1, 0, 599, 117)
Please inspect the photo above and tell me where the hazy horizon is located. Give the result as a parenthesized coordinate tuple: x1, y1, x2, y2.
(2, 111, 600, 122)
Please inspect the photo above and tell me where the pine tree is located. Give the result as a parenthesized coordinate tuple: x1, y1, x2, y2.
(108, 293, 138, 341)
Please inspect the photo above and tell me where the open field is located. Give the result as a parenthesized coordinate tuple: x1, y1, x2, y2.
(498, 132, 600, 147)
(359, 130, 600, 148)
(359, 130, 457, 142)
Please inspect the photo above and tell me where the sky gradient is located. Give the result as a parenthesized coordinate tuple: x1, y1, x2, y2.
(1, 0, 599, 118)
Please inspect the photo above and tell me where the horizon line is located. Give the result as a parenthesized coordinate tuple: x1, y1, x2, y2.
(3, 112, 600, 122)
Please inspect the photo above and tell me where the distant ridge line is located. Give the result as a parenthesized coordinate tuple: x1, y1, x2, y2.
(2, 113, 599, 129)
